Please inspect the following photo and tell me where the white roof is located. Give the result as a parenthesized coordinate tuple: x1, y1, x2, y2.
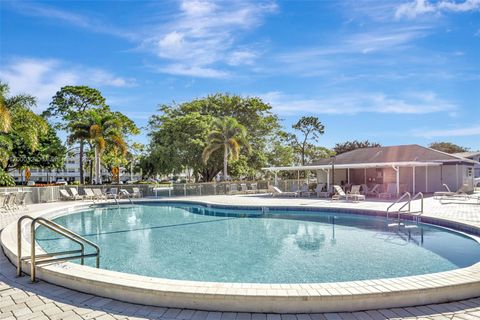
(262, 161, 442, 172)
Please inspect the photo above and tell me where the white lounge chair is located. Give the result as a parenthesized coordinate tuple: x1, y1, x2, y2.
(106, 188, 118, 199)
(434, 184, 470, 200)
(132, 187, 142, 198)
(437, 184, 471, 201)
(68, 187, 83, 200)
(92, 188, 107, 201)
(83, 188, 97, 201)
(246, 183, 258, 194)
(229, 184, 238, 195)
(347, 185, 365, 202)
(269, 186, 298, 197)
(332, 185, 347, 201)
(299, 183, 314, 197)
(0, 194, 8, 212)
(59, 189, 76, 201)
(315, 183, 328, 198)
(240, 183, 248, 194)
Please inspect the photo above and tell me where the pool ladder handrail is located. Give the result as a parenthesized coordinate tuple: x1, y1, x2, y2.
(118, 189, 134, 206)
(387, 192, 424, 225)
(17, 215, 100, 282)
(386, 192, 411, 220)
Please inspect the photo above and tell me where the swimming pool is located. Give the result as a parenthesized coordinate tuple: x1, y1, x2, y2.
(35, 203, 480, 284)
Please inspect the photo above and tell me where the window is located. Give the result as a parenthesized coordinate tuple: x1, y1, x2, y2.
(466, 167, 473, 177)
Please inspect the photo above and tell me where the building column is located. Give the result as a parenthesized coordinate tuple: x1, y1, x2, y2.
(364, 168, 367, 185)
(327, 169, 330, 191)
(347, 168, 350, 184)
(425, 165, 429, 193)
(412, 166, 416, 194)
(392, 165, 400, 196)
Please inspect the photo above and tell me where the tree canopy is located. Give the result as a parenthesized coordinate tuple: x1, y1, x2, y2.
(0, 82, 50, 171)
(145, 94, 282, 181)
(44, 85, 108, 183)
(333, 140, 382, 155)
(290, 116, 325, 165)
(428, 142, 469, 154)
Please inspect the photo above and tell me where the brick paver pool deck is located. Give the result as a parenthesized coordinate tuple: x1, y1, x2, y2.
(1, 195, 479, 320)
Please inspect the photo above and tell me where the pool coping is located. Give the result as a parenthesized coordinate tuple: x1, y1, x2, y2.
(1, 198, 480, 313)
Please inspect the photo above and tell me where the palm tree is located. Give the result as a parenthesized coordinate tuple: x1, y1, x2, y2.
(0, 82, 47, 168)
(69, 109, 127, 184)
(202, 117, 248, 181)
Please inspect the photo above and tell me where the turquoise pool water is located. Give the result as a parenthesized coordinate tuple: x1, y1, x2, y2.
(35, 203, 480, 283)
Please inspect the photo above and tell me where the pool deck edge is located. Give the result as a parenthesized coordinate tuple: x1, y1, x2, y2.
(2, 198, 480, 313)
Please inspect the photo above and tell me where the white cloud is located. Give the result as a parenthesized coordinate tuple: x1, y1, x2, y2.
(158, 64, 229, 78)
(143, 0, 277, 78)
(5, 1, 135, 39)
(395, 0, 480, 19)
(259, 91, 456, 115)
(414, 125, 480, 138)
(0, 58, 136, 110)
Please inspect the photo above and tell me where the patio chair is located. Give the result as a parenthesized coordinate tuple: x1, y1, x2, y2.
(92, 188, 107, 201)
(68, 187, 84, 200)
(59, 189, 76, 201)
(347, 185, 366, 202)
(0, 194, 8, 212)
(315, 183, 328, 198)
(363, 184, 380, 197)
(83, 188, 97, 201)
(240, 183, 248, 194)
(246, 183, 258, 194)
(6, 193, 18, 211)
(299, 183, 314, 197)
(229, 184, 238, 195)
(106, 188, 118, 199)
(331, 185, 347, 201)
(269, 186, 298, 197)
(119, 189, 132, 198)
(378, 183, 397, 199)
(16, 191, 28, 209)
(132, 187, 142, 198)
(438, 184, 471, 201)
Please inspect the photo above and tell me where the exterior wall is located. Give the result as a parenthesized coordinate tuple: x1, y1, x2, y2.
(9, 151, 141, 184)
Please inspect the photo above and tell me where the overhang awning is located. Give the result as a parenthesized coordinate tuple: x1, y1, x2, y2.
(262, 161, 442, 172)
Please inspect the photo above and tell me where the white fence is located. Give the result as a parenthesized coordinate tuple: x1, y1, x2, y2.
(0, 179, 323, 205)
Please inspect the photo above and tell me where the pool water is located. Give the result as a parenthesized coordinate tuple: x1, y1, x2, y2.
(35, 203, 480, 283)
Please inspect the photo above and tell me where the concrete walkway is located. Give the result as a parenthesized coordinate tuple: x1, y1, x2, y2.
(1, 196, 480, 320)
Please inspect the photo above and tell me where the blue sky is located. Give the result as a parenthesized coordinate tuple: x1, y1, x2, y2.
(1, 0, 479, 150)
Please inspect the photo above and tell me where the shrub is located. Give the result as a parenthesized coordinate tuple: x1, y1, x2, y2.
(0, 169, 15, 187)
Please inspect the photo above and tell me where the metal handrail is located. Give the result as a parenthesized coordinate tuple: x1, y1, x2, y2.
(17, 215, 100, 282)
(399, 192, 424, 215)
(386, 192, 411, 220)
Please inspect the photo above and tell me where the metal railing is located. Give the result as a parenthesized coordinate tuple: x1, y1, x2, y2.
(386, 192, 424, 227)
(398, 192, 424, 215)
(17, 215, 100, 282)
(386, 192, 411, 220)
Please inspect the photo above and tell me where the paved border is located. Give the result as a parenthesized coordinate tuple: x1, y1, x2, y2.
(1, 199, 480, 313)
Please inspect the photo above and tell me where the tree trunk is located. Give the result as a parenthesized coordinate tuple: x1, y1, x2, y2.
(223, 144, 228, 181)
(89, 160, 93, 184)
(95, 145, 102, 184)
(79, 141, 84, 184)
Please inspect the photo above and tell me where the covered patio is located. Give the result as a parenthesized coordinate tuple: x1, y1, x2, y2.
(263, 161, 442, 196)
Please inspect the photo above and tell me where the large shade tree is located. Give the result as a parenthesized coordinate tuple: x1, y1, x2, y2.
(202, 117, 248, 181)
(44, 86, 107, 184)
(146, 94, 283, 181)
